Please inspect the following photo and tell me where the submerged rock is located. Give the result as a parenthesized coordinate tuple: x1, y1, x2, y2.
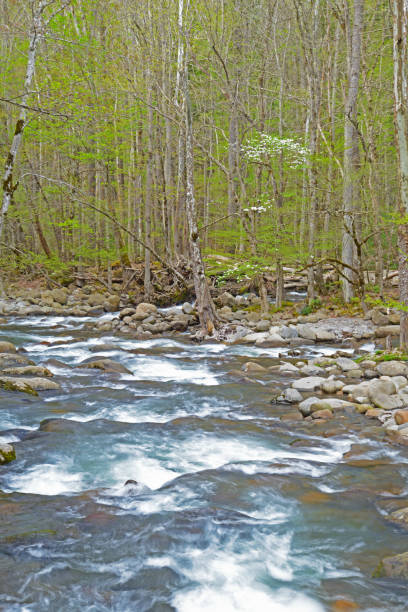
(0, 443, 16, 464)
(77, 358, 132, 374)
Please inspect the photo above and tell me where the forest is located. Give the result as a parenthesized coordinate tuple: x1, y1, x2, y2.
(1, 2, 408, 611)
(1, 0, 407, 331)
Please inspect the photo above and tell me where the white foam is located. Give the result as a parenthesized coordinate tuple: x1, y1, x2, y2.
(172, 542, 324, 612)
(5, 463, 83, 495)
(121, 357, 219, 386)
(110, 450, 178, 489)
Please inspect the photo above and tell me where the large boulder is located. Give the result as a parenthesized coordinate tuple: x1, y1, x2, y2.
(296, 324, 317, 341)
(292, 376, 326, 392)
(279, 325, 298, 339)
(376, 361, 408, 377)
(255, 333, 288, 348)
(0, 376, 60, 394)
(134, 302, 158, 320)
(375, 325, 400, 337)
(2, 365, 53, 377)
(77, 358, 132, 374)
(0, 443, 16, 464)
(315, 329, 336, 341)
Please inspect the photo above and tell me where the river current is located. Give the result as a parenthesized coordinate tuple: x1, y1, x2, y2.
(0, 312, 408, 611)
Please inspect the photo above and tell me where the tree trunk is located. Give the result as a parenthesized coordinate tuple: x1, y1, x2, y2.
(182, 33, 218, 334)
(341, 0, 364, 302)
(391, 0, 408, 349)
(0, 1, 47, 241)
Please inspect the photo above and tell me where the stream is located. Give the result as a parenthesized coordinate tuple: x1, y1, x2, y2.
(0, 313, 408, 611)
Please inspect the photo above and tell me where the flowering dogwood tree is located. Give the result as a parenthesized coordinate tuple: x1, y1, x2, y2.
(241, 132, 309, 308)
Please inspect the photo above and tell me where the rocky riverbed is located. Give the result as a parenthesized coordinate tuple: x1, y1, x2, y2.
(1, 303, 408, 610)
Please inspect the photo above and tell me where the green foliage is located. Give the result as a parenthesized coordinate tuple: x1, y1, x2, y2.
(300, 298, 322, 315)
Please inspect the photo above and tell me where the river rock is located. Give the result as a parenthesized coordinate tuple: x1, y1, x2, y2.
(256, 320, 271, 332)
(346, 368, 363, 378)
(370, 392, 403, 411)
(278, 362, 299, 373)
(2, 365, 53, 377)
(182, 302, 194, 315)
(367, 378, 397, 397)
(119, 308, 136, 319)
(363, 369, 378, 379)
(388, 507, 408, 528)
(170, 314, 190, 331)
(376, 361, 407, 377)
(298, 396, 321, 416)
(0, 376, 60, 393)
(296, 324, 317, 340)
(390, 375, 408, 390)
(375, 325, 400, 337)
(371, 309, 390, 326)
(311, 408, 333, 419)
(395, 410, 408, 425)
(88, 292, 106, 307)
(0, 443, 16, 464)
(242, 361, 267, 373)
(292, 376, 326, 392)
(378, 551, 408, 579)
(0, 353, 34, 367)
(280, 388, 303, 403)
(0, 341, 16, 354)
(134, 302, 158, 320)
(77, 358, 132, 374)
(104, 295, 120, 312)
(321, 379, 344, 393)
(336, 357, 357, 372)
(309, 398, 355, 413)
(51, 288, 68, 305)
(255, 333, 288, 347)
(300, 364, 324, 376)
(218, 292, 236, 307)
(39, 418, 78, 433)
(315, 329, 336, 341)
(279, 325, 298, 339)
(365, 408, 384, 418)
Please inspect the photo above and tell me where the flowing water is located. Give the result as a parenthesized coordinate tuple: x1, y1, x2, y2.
(0, 314, 408, 611)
